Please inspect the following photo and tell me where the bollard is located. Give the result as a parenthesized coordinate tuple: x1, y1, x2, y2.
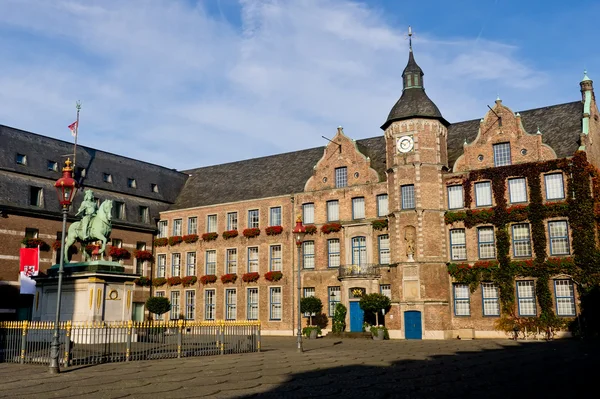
(177, 319, 183, 359)
(20, 321, 28, 365)
(126, 320, 133, 362)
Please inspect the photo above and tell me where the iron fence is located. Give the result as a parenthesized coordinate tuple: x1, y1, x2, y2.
(0, 320, 260, 366)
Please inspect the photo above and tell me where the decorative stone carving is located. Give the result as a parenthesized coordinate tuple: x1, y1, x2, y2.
(404, 225, 416, 261)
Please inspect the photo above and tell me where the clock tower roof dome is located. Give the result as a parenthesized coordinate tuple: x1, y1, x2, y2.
(381, 30, 448, 130)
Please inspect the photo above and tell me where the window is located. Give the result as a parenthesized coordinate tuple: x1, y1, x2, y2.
(171, 253, 181, 277)
(170, 291, 181, 320)
(328, 287, 341, 316)
(173, 219, 182, 236)
(447, 185, 464, 209)
(186, 252, 196, 276)
(205, 250, 216, 275)
(352, 236, 367, 265)
(103, 173, 113, 183)
(482, 283, 500, 316)
(157, 254, 166, 277)
(135, 242, 146, 275)
(29, 187, 43, 207)
(335, 167, 347, 188)
(206, 215, 217, 233)
(493, 142, 511, 167)
(508, 178, 527, 203)
(75, 167, 86, 179)
(204, 290, 216, 320)
(114, 202, 126, 220)
(157, 220, 168, 238)
(185, 290, 195, 320)
(303, 287, 315, 317)
(450, 229, 467, 260)
(478, 227, 495, 259)
(270, 245, 282, 271)
(326, 200, 339, 221)
(16, 154, 27, 165)
(138, 206, 149, 223)
(512, 224, 532, 257)
(188, 217, 197, 235)
(247, 247, 259, 272)
(151, 183, 159, 193)
(328, 239, 340, 268)
(378, 235, 390, 265)
(248, 210, 259, 228)
(545, 173, 565, 200)
(227, 212, 238, 231)
(302, 203, 315, 224)
(112, 238, 123, 248)
(554, 280, 576, 316)
(225, 289, 237, 320)
(380, 284, 391, 299)
(517, 281, 536, 316)
(475, 182, 492, 207)
(352, 197, 365, 219)
(549, 221, 570, 255)
(269, 207, 282, 226)
(127, 178, 136, 188)
(303, 241, 315, 269)
(155, 291, 165, 320)
(226, 248, 237, 274)
(453, 284, 470, 316)
(401, 185, 415, 209)
(47, 160, 58, 171)
(247, 288, 259, 320)
(270, 287, 282, 320)
(377, 194, 388, 217)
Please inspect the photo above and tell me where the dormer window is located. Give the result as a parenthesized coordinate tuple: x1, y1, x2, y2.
(151, 183, 159, 193)
(47, 160, 58, 171)
(103, 173, 113, 183)
(16, 154, 27, 165)
(128, 178, 136, 188)
(75, 167, 86, 179)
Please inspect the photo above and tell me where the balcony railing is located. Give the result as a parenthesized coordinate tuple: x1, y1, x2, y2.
(338, 264, 381, 279)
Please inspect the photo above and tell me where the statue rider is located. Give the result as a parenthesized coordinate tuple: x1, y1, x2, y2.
(76, 189, 98, 241)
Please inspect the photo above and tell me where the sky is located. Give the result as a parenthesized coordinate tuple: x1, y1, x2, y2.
(0, 0, 599, 170)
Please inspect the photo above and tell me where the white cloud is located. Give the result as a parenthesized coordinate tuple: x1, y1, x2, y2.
(0, 0, 554, 170)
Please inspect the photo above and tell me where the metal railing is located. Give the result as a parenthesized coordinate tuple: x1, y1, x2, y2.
(338, 263, 381, 279)
(0, 320, 260, 366)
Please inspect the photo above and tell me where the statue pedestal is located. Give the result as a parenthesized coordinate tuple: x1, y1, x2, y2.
(407, 254, 414, 262)
(32, 261, 138, 322)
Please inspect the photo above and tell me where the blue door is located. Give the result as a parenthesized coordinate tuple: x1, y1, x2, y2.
(349, 301, 364, 332)
(404, 311, 422, 339)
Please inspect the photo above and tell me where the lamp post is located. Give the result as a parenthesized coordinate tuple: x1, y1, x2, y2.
(292, 216, 306, 353)
(49, 159, 79, 374)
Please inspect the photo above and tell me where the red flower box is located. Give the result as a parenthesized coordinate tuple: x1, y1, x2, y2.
(321, 223, 342, 234)
(152, 277, 167, 287)
(134, 250, 154, 262)
(266, 226, 283, 236)
(134, 276, 152, 287)
(242, 272, 260, 283)
(265, 271, 283, 282)
(181, 276, 198, 287)
(154, 237, 168, 247)
(200, 275, 217, 284)
(371, 219, 388, 231)
(305, 225, 317, 235)
(21, 238, 50, 252)
(182, 234, 199, 244)
(473, 260, 499, 269)
(221, 273, 238, 284)
(243, 228, 261, 238)
(223, 230, 239, 239)
(108, 246, 131, 261)
(168, 236, 183, 246)
(167, 276, 182, 286)
(202, 232, 219, 241)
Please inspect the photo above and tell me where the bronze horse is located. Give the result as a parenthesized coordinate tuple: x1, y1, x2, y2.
(64, 200, 113, 261)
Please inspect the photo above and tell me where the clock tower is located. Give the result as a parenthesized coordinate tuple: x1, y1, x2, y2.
(381, 28, 451, 339)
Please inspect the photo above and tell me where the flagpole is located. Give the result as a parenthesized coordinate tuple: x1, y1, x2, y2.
(73, 101, 81, 169)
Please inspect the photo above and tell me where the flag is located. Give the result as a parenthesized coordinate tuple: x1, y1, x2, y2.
(20, 247, 39, 295)
(68, 121, 78, 137)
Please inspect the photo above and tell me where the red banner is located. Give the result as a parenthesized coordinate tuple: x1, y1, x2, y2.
(19, 247, 39, 277)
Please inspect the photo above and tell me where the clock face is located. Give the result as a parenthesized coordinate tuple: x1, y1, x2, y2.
(396, 136, 414, 153)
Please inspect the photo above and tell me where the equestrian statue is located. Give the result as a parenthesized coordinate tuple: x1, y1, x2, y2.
(63, 189, 113, 261)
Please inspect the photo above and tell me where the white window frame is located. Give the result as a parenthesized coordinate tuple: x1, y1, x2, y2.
(225, 288, 237, 320)
(450, 229, 467, 261)
(335, 167, 347, 188)
(328, 286, 341, 317)
(171, 253, 181, 277)
(377, 194, 388, 217)
(302, 203, 315, 224)
(185, 290, 195, 320)
(475, 181, 492, 207)
(205, 250, 216, 275)
(186, 252, 196, 276)
(401, 185, 415, 210)
(157, 254, 166, 278)
(478, 227, 496, 259)
(378, 234, 390, 265)
(328, 239, 340, 268)
(270, 245, 282, 271)
(226, 248, 237, 274)
(549, 221, 570, 255)
(453, 284, 470, 316)
(517, 280, 536, 316)
(352, 197, 365, 219)
(327, 200, 339, 221)
(158, 221, 168, 238)
(173, 219, 182, 236)
(493, 142, 511, 167)
(447, 185, 464, 210)
(247, 247, 259, 273)
(170, 291, 181, 320)
(270, 287, 282, 320)
(512, 223, 532, 257)
(247, 288, 259, 320)
(481, 283, 500, 316)
(204, 289, 215, 321)
(508, 177, 527, 204)
(380, 284, 391, 299)
(187, 217, 198, 235)
(207, 215, 217, 233)
(227, 212, 238, 231)
(545, 173, 565, 200)
(302, 241, 315, 269)
(554, 280, 576, 316)
(248, 209, 259, 228)
(269, 206, 282, 226)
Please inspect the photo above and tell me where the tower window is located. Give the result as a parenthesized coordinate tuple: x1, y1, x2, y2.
(16, 154, 27, 165)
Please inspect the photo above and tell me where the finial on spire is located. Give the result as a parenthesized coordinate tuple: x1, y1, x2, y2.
(408, 26, 413, 52)
(582, 69, 591, 82)
(536, 126, 542, 135)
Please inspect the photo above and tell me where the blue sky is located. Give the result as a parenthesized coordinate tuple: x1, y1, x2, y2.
(0, 0, 598, 170)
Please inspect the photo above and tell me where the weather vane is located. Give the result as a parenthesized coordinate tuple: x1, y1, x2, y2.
(406, 25, 414, 51)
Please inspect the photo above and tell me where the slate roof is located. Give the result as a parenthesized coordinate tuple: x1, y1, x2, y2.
(172, 101, 583, 210)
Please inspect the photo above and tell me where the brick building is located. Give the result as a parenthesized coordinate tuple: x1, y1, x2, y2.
(2, 42, 599, 338)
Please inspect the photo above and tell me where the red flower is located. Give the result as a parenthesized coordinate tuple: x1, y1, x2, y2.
(321, 223, 342, 234)
(243, 228, 261, 238)
(202, 232, 219, 241)
(168, 236, 183, 246)
(181, 276, 198, 287)
(154, 237, 168, 247)
(222, 230, 239, 239)
(167, 276, 182, 286)
(221, 274, 238, 284)
(182, 234, 199, 244)
(108, 246, 131, 261)
(305, 225, 317, 235)
(134, 250, 154, 262)
(264, 271, 283, 282)
(152, 277, 167, 287)
(265, 226, 283, 236)
(200, 275, 217, 284)
(242, 272, 260, 283)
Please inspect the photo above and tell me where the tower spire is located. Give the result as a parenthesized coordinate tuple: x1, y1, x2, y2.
(408, 25, 413, 52)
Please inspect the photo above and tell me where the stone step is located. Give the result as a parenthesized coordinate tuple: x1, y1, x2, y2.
(324, 332, 372, 339)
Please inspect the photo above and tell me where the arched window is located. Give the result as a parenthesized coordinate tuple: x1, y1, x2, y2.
(351, 236, 367, 265)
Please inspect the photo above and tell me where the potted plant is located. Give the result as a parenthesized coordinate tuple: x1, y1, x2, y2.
(181, 276, 197, 287)
(371, 219, 388, 231)
(302, 326, 322, 340)
(134, 276, 152, 287)
(265, 225, 283, 236)
(154, 237, 168, 247)
(304, 225, 317, 235)
(222, 230, 238, 239)
(200, 275, 217, 284)
(264, 271, 283, 282)
(152, 277, 167, 287)
(221, 273, 238, 284)
(242, 272, 260, 283)
(168, 236, 183, 246)
(370, 325, 388, 341)
(167, 276, 182, 286)
(202, 232, 218, 241)
(108, 246, 131, 261)
(243, 228, 261, 238)
(182, 234, 199, 243)
(332, 303, 347, 333)
(301, 297, 323, 339)
(359, 293, 391, 340)
(21, 238, 50, 251)
(134, 250, 154, 262)
(321, 223, 342, 234)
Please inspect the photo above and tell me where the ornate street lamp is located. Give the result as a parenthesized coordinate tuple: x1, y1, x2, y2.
(292, 216, 306, 353)
(49, 158, 79, 374)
